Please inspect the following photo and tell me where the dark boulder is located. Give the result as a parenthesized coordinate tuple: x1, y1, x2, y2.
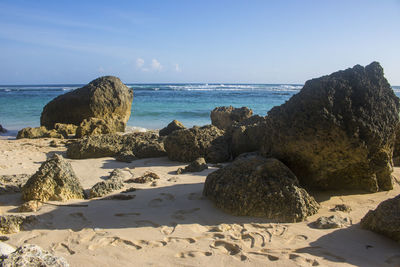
(66, 132, 166, 159)
(0, 124, 7, 133)
(262, 62, 400, 192)
(203, 156, 319, 222)
(164, 125, 230, 163)
(159, 120, 186, 136)
(40, 76, 133, 132)
(360, 194, 400, 242)
(210, 106, 253, 131)
(177, 157, 208, 174)
(89, 169, 125, 198)
(22, 154, 85, 201)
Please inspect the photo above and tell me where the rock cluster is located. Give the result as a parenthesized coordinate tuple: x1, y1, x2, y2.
(177, 157, 208, 174)
(211, 106, 253, 131)
(41, 76, 133, 133)
(66, 132, 166, 159)
(1, 244, 69, 267)
(89, 169, 125, 198)
(360, 194, 400, 242)
(159, 120, 185, 136)
(22, 154, 85, 202)
(262, 62, 399, 192)
(164, 125, 230, 163)
(203, 155, 319, 222)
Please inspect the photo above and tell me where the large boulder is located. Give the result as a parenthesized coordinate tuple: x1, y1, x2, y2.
(1, 244, 69, 267)
(22, 154, 85, 201)
(203, 156, 319, 222)
(40, 76, 133, 132)
(66, 132, 166, 159)
(164, 125, 230, 163)
(211, 106, 253, 131)
(360, 194, 400, 242)
(262, 62, 400, 192)
(159, 120, 186, 136)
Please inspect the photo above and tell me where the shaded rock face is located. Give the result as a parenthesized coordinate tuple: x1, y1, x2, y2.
(203, 156, 319, 222)
(40, 76, 133, 132)
(262, 62, 400, 192)
(164, 125, 230, 163)
(177, 157, 208, 174)
(211, 106, 253, 131)
(75, 118, 113, 138)
(230, 115, 267, 157)
(159, 120, 186, 136)
(360, 194, 400, 242)
(22, 154, 85, 202)
(1, 244, 69, 267)
(66, 132, 166, 159)
(115, 151, 137, 163)
(0, 215, 36, 234)
(0, 124, 7, 133)
(54, 123, 77, 137)
(17, 126, 64, 139)
(89, 169, 124, 198)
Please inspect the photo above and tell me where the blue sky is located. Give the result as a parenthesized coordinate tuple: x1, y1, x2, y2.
(0, 0, 399, 84)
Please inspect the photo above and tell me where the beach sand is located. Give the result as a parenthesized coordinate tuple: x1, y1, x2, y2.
(0, 137, 399, 266)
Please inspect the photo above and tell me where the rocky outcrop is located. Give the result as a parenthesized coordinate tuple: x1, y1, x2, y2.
(17, 126, 64, 139)
(360, 194, 400, 242)
(89, 169, 124, 198)
(75, 118, 113, 138)
(311, 215, 351, 229)
(40, 76, 133, 132)
(211, 106, 253, 131)
(164, 125, 230, 163)
(54, 123, 77, 137)
(0, 174, 30, 194)
(0, 215, 36, 234)
(66, 132, 166, 159)
(22, 154, 84, 202)
(203, 156, 319, 222)
(159, 120, 186, 136)
(177, 157, 208, 174)
(0, 124, 7, 133)
(115, 151, 137, 163)
(230, 115, 266, 157)
(262, 62, 400, 192)
(1, 244, 69, 267)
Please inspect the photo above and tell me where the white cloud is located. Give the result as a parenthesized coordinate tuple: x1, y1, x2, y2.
(136, 58, 145, 68)
(175, 64, 181, 72)
(151, 59, 162, 71)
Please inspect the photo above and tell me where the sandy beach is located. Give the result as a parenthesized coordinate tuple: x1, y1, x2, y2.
(0, 137, 399, 267)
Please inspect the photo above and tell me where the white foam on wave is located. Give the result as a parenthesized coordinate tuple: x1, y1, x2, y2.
(124, 126, 148, 133)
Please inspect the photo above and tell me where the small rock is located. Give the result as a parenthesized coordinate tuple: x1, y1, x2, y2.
(176, 157, 208, 174)
(150, 181, 158, 187)
(0, 236, 9, 241)
(330, 204, 352, 213)
(311, 215, 352, 229)
(1, 244, 69, 267)
(18, 200, 43, 212)
(121, 187, 137, 193)
(49, 140, 58, 147)
(159, 120, 186, 136)
(0, 215, 36, 234)
(89, 169, 124, 198)
(126, 171, 160, 184)
(115, 151, 137, 163)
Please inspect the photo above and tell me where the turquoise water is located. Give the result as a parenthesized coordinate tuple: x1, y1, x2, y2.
(1, 84, 400, 135)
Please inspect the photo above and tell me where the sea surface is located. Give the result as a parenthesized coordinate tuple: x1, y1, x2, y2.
(1, 83, 400, 136)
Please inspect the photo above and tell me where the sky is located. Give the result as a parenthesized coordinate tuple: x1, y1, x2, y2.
(0, 0, 399, 85)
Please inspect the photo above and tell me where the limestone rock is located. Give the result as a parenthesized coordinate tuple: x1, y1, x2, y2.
(22, 154, 84, 202)
(89, 169, 124, 198)
(330, 204, 352, 213)
(177, 157, 208, 174)
(360, 194, 400, 242)
(159, 120, 186, 136)
(0, 174, 31, 194)
(66, 132, 166, 159)
(18, 200, 43, 212)
(126, 171, 160, 184)
(54, 123, 77, 137)
(1, 244, 69, 267)
(0, 215, 36, 234)
(17, 126, 64, 139)
(0, 124, 7, 133)
(311, 215, 351, 229)
(40, 76, 133, 132)
(164, 125, 230, 163)
(203, 156, 319, 222)
(211, 106, 253, 131)
(115, 151, 137, 163)
(262, 62, 400, 192)
(75, 117, 114, 138)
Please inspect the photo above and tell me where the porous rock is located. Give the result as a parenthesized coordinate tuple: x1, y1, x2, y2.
(0, 215, 36, 234)
(330, 204, 352, 213)
(164, 125, 230, 163)
(40, 76, 133, 132)
(22, 154, 84, 202)
(0, 174, 31, 194)
(262, 62, 400, 192)
(17, 126, 64, 139)
(360, 194, 400, 242)
(115, 151, 137, 163)
(18, 200, 43, 212)
(159, 120, 186, 136)
(54, 123, 77, 137)
(1, 244, 69, 267)
(126, 171, 160, 184)
(75, 117, 113, 138)
(177, 157, 208, 174)
(89, 169, 124, 198)
(211, 106, 253, 131)
(203, 156, 319, 222)
(66, 132, 166, 159)
(311, 215, 351, 229)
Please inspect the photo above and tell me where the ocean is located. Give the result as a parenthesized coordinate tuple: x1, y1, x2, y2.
(1, 83, 400, 136)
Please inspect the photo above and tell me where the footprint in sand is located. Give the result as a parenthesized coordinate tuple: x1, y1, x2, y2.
(148, 193, 176, 207)
(248, 251, 280, 262)
(160, 223, 177, 235)
(88, 236, 142, 251)
(164, 236, 197, 244)
(171, 208, 200, 220)
(295, 247, 345, 263)
(175, 251, 212, 258)
(289, 253, 320, 266)
(137, 240, 167, 248)
(211, 240, 241, 255)
(51, 242, 76, 255)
